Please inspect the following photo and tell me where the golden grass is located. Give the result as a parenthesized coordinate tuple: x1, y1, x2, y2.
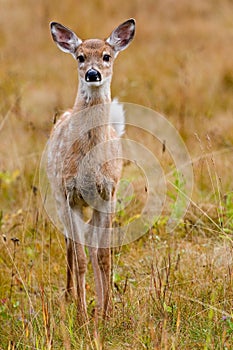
(1, 0, 233, 348)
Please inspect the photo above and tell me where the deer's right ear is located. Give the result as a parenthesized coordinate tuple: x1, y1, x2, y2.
(50, 22, 82, 57)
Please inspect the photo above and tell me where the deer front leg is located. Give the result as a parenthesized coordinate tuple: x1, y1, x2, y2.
(89, 246, 111, 318)
(88, 247, 104, 315)
(65, 238, 88, 322)
(63, 201, 88, 321)
(97, 247, 111, 318)
(90, 209, 112, 318)
(73, 241, 87, 321)
(65, 237, 75, 299)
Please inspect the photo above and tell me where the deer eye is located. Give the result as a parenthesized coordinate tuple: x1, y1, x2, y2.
(77, 55, 85, 63)
(103, 54, 111, 62)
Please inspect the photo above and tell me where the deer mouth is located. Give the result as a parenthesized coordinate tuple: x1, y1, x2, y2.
(85, 69, 102, 83)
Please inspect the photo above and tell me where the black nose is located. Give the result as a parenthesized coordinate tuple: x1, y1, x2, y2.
(85, 69, 101, 82)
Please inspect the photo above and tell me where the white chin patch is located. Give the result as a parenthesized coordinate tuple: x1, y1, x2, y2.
(86, 81, 103, 87)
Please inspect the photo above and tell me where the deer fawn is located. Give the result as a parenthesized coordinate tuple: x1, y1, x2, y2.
(47, 19, 135, 321)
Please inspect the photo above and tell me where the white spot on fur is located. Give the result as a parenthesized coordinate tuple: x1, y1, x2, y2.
(110, 98, 125, 137)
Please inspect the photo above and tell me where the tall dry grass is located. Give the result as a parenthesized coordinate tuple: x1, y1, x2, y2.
(1, 0, 233, 348)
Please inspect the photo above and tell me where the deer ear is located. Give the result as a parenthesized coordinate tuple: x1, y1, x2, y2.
(106, 19, 135, 53)
(50, 22, 82, 56)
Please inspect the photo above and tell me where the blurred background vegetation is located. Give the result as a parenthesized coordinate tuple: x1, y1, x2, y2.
(1, 0, 233, 348)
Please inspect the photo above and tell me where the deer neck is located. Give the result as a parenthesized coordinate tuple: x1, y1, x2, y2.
(74, 78, 112, 111)
(70, 79, 112, 143)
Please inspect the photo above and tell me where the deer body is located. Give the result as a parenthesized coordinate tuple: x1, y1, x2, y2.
(47, 19, 135, 320)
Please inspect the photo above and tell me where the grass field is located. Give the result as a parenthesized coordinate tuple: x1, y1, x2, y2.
(1, 0, 233, 349)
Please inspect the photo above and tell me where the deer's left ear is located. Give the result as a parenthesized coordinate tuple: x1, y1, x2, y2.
(50, 22, 82, 57)
(106, 19, 135, 53)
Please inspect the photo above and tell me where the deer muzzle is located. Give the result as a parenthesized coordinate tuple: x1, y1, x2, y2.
(85, 68, 102, 82)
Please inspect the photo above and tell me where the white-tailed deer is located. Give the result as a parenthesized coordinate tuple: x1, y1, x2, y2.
(47, 19, 135, 321)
